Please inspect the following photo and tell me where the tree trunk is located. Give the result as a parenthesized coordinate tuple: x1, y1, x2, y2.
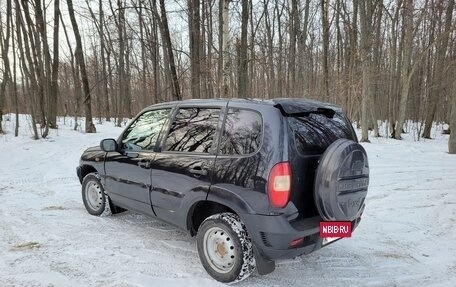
(348, 0, 358, 121)
(125, 32, 132, 118)
(10, 5, 19, 136)
(221, 0, 230, 97)
(0, 0, 12, 134)
(321, 0, 330, 101)
(205, 0, 214, 98)
(137, 2, 149, 106)
(238, 0, 249, 98)
(449, 79, 456, 153)
(299, 0, 310, 97)
(264, 0, 275, 97)
(22, 0, 46, 128)
(387, 3, 401, 137)
(423, 0, 454, 139)
(99, 1, 110, 121)
(287, 0, 298, 97)
(248, 0, 255, 97)
(66, 0, 96, 133)
(159, 0, 181, 101)
(275, 2, 284, 96)
(371, 3, 382, 137)
(359, 0, 373, 142)
(189, 0, 201, 99)
(35, 0, 54, 137)
(48, 0, 60, 131)
(16, 0, 39, 139)
(394, 0, 414, 140)
(117, 0, 126, 123)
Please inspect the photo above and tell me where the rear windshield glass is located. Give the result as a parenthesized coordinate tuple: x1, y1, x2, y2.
(288, 112, 356, 154)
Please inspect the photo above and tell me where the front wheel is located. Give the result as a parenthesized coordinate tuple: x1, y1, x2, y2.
(197, 213, 256, 283)
(81, 173, 112, 216)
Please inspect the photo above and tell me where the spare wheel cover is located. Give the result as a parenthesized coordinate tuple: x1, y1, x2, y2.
(314, 138, 369, 221)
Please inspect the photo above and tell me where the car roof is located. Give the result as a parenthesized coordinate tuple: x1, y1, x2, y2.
(144, 98, 342, 113)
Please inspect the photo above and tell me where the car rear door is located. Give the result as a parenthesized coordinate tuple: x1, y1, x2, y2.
(150, 104, 224, 228)
(104, 108, 171, 216)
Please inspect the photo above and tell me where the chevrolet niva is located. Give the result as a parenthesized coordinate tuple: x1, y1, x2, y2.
(77, 98, 369, 283)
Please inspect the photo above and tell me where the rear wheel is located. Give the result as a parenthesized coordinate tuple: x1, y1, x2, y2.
(197, 213, 255, 283)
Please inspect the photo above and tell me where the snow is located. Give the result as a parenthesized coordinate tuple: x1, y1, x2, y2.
(1, 115, 456, 287)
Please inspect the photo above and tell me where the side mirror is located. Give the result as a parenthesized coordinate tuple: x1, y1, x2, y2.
(100, 138, 118, 152)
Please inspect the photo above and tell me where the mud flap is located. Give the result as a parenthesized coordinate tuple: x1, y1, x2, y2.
(253, 245, 275, 275)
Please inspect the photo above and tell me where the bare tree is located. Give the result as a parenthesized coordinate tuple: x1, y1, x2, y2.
(16, 0, 39, 139)
(156, 0, 181, 101)
(238, 0, 249, 98)
(0, 0, 455, 153)
(321, 0, 330, 101)
(263, 0, 275, 97)
(34, 0, 55, 137)
(221, 0, 230, 97)
(66, 0, 96, 133)
(0, 0, 12, 134)
(189, 0, 201, 99)
(21, 0, 46, 127)
(394, 0, 414, 139)
(10, 1, 18, 136)
(450, 77, 456, 153)
(43, 0, 60, 137)
(423, 0, 454, 139)
(359, 0, 374, 142)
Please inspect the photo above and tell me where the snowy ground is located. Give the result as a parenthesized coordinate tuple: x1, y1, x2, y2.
(0, 115, 455, 287)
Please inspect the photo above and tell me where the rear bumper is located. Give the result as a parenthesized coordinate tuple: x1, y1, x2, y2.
(241, 213, 362, 260)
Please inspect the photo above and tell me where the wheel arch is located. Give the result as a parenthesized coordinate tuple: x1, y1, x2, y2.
(185, 185, 259, 236)
(187, 200, 238, 236)
(78, 164, 99, 183)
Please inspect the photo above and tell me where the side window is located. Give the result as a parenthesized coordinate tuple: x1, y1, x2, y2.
(219, 109, 262, 155)
(122, 109, 170, 151)
(165, 108, 221, 153)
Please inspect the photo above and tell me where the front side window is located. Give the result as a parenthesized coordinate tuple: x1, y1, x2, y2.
(219, 109, 263, 155)
(165, 108, 221, 153)
(122, 109, 170, 151)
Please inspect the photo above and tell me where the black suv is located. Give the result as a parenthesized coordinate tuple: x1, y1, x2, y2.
(76, 98, 369, 283)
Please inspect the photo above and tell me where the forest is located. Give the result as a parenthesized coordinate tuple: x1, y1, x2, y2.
(0, 0, 455, 152)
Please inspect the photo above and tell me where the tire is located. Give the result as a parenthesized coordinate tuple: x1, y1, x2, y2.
(81, 173, 112, 216)
(197, 213, 256, 283)
(314, 138, 369, 221)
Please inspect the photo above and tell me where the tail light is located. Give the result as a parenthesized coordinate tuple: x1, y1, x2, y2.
(267, 162, 291, 208)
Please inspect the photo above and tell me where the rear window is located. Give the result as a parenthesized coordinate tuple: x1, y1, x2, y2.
(288, 112, 356, 155)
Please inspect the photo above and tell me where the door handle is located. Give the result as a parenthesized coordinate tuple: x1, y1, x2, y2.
(189, 167, 208, 176)
(125, 152, 139, 158)
(138, 160, 151, 169)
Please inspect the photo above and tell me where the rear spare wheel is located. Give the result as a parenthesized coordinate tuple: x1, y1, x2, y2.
(314, 139, 369, 221)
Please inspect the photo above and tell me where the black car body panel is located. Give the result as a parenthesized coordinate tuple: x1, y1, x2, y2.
(209, 101, 289, 216)
(77, 98, 368, 273)
(76, 146, 105, 184)
(150, 152, 216, 228)
(104, 150, 156, 216)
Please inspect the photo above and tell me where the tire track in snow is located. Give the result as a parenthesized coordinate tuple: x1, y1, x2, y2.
(4, 176, 77, 187)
